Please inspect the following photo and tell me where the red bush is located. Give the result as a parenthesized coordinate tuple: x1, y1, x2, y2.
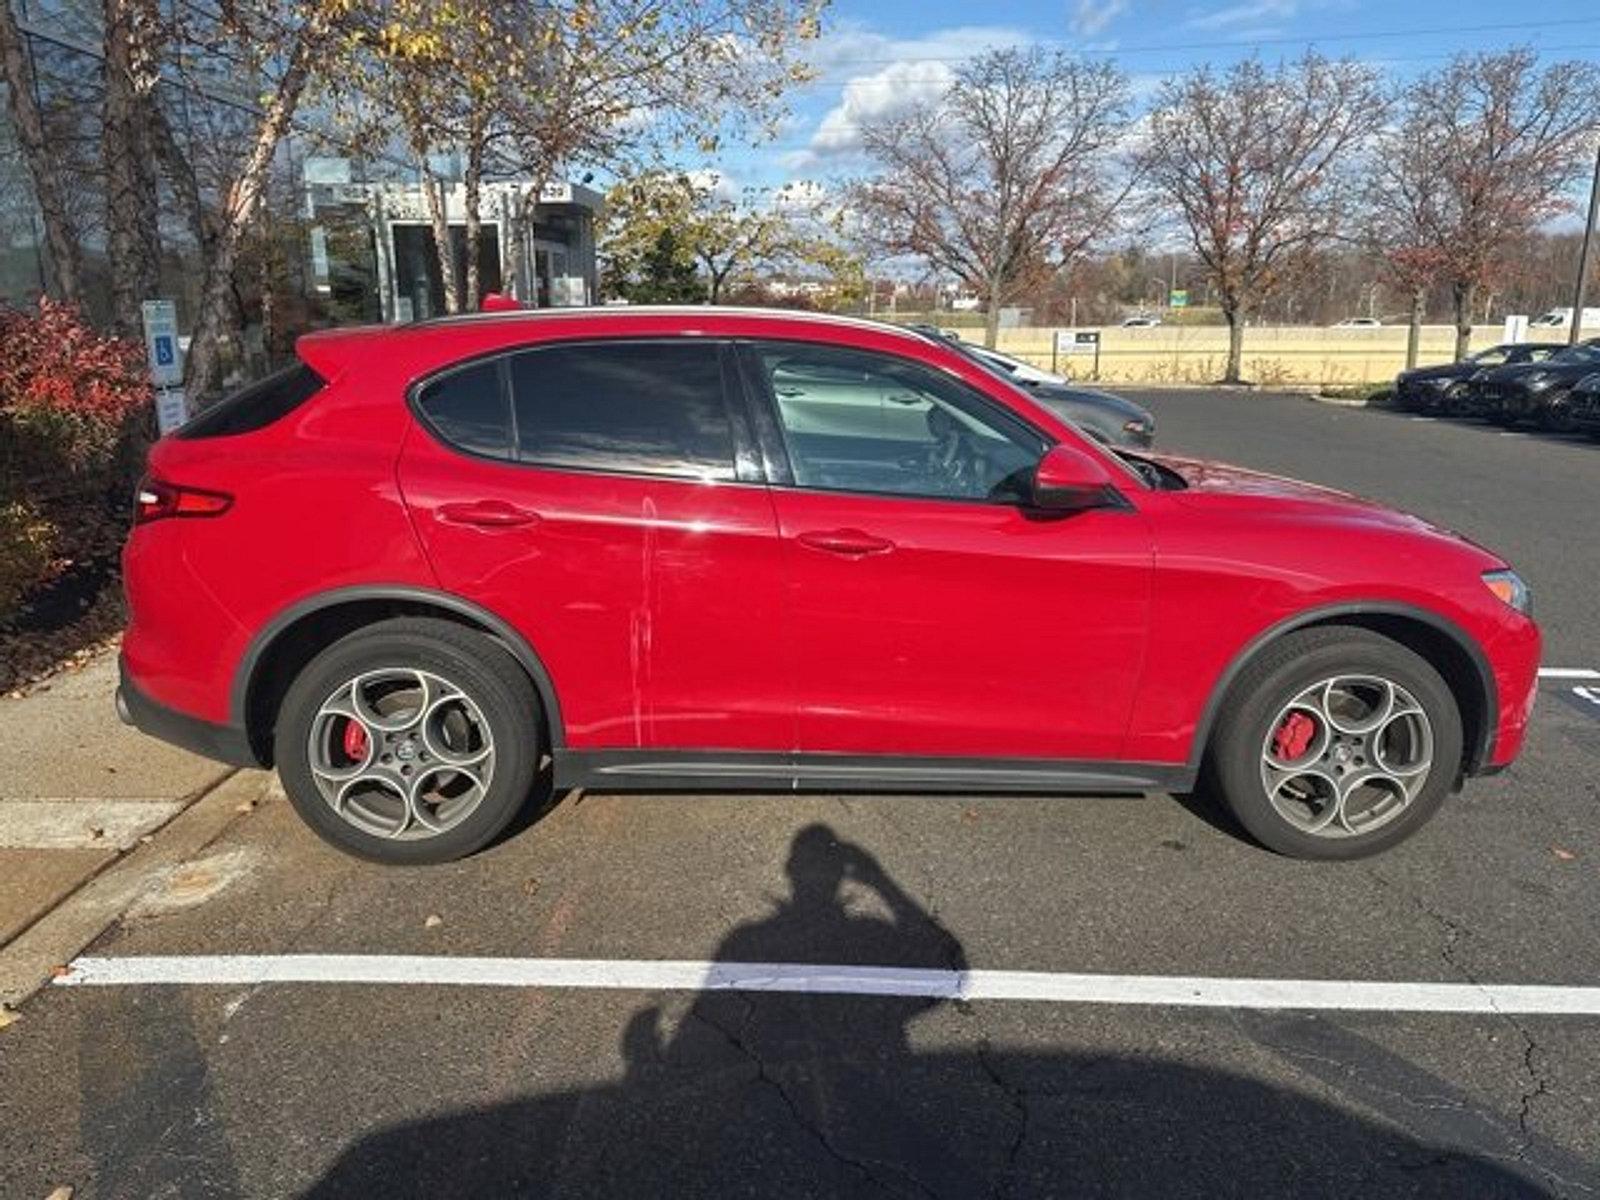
(0, 298, 151, 478)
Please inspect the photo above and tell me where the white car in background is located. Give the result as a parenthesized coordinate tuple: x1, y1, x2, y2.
(964, 344, 1069, 386)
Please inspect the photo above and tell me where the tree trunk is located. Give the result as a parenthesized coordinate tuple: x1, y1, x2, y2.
(417, 156, 459, 315)
(1451, 280, 1475, 362)
(982, 289, 1002, 348)
(1405, 286, 1424, 370)
(1223, 306, 1245, 383)
(185, 35, 316, 404)
(102, 0, 163, 336)
(462, 112, 485, 310)
(0, 0, 81, 301)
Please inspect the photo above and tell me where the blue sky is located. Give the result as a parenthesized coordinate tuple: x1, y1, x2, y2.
(712, 0, 1600, 196)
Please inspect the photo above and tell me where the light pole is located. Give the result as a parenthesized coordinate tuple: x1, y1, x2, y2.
(1570, 141, 1600, 345)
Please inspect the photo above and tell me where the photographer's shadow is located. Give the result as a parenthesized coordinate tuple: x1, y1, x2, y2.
(305, 824, 1555, 1198)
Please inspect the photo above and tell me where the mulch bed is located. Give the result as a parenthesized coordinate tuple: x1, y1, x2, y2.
(0, 501, 127, 698)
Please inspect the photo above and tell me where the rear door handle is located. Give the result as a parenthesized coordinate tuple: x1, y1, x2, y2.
(796, 528, 896, 557)
(437, 500, 540, 528)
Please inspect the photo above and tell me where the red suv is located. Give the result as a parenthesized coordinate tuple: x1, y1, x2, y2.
(119, 309, 1540, 863)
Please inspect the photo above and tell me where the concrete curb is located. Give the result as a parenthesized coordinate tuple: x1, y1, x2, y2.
(0, 770, 271, 1011)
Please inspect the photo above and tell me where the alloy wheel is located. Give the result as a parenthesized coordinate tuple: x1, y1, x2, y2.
(1258, 674, 1435, 839)
(307, 667, 496, 840)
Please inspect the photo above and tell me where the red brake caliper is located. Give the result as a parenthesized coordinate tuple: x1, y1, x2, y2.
(342, 719, 370, 762)
(1272, 712, 1317, 761)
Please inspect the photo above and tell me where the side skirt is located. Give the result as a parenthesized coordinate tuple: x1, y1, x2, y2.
(553, 750, 1195, 795)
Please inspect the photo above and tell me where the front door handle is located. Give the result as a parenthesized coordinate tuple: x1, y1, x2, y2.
(796, 528, 896, 557)
(437, 500, 540, 528)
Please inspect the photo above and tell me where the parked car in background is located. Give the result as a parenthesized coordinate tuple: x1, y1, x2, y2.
(1529, 307, 1600, 332)
(1464, 340, 1600, 430)
(961, 343, 1068, 387)
(1333, 317, 1382, 328)
(959, 343, 1156, 448)
(1394, 343, 1565, 415)
(119, 307, 1539, 865)
(1121, 315, 1161, 328)
(1565, 371, 1600, 440)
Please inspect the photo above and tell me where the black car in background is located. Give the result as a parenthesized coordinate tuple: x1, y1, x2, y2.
(1464, 340, 1600, 430)
(1564, 371, 1600, 440)
(1393, 342, 1564, 414)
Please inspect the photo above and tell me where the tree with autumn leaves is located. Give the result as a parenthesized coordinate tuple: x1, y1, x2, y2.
(0, 0, 824, 399)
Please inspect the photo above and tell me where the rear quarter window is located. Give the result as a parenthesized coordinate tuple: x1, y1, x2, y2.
(176, 362, 326, 439)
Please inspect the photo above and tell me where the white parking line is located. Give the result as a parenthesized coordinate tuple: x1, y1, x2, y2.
(54, 955, 1600, 1016)
(1540, 668, 1600, 680)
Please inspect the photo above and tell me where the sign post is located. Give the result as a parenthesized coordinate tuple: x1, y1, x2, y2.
(1053, 329, 1102, 380)
(141, 299, 188, 434)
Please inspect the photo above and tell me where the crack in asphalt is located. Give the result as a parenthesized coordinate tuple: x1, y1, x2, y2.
(688, 994, 941, 1199)
(1362, 867, 1594, 1198)
(974, 1037, 1029, 1199)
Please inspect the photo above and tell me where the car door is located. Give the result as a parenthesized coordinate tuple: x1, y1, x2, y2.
(741, 339, 1154, 762)
(398, 338, 791, 752)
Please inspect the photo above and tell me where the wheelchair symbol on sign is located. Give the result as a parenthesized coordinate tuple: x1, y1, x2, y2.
(154, 336, 174, 366)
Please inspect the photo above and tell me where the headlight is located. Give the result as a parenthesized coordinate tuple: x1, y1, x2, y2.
(1483, 569, 1531, 615)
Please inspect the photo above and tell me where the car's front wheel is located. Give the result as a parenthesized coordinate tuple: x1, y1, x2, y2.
(1208, 627, 1463, 860)
(275, 618, 541, 864)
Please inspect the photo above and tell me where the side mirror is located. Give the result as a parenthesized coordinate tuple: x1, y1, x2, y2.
(1031, 443, 1119, 512)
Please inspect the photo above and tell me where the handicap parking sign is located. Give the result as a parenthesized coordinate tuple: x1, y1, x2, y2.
(154, 335, 174, 367)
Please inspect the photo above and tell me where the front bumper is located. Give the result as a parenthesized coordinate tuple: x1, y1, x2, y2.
(1473, 381, 1560, 421)
(117, 656, 261, 767)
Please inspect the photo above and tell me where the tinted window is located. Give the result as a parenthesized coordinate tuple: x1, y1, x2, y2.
(177, 362, 324, 439)
(416, 360, 511, 459)
(750, 342, 1044, 502)
(510, 341, 733, 479)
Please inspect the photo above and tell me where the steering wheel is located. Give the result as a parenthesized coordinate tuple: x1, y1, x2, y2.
(923, 406, 987, 496)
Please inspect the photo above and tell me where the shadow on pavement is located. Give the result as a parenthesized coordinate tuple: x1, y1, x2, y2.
(303, 824, 1555, 1199)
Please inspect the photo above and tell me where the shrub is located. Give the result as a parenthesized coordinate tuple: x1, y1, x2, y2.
(0, 299, 149, 623)
(0, 298, 151, 491)
(0, 499, 55, 617)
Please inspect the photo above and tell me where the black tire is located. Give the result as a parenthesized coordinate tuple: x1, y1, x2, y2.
(275, 617, 541, 864)
(1206, 627, 1463, 861)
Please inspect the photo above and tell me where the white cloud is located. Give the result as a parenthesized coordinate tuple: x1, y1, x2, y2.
(1071, 0, 1131, 37)
(786, 24, 1034, 169)
(1185, 0, 1298, 30)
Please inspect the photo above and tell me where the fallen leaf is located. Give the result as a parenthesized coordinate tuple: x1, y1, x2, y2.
(521, 877, 541, 898)
(424, 914, 443, 928)
(45, 1186, 74, 1199)
(1552, 846, 1577, 861)
(234, 799, 256, 814)
(0, 1007, 19, 1031)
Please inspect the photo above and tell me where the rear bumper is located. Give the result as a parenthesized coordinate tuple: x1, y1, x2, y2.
(117, 656, 262, 768)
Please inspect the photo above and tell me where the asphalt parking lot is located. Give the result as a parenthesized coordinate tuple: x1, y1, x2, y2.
(3, 389, 1599, 1199)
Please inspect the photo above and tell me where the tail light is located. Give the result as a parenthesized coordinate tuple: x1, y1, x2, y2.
(133, 477, 233, 525)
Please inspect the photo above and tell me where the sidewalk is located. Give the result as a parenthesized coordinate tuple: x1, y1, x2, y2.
(0, 651, 234, 949)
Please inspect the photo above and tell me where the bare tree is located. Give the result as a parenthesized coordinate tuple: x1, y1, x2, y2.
(1366, 90, 1452, 369)
(852, 48, 1133, 348)
(1411, 51, 1600, 360)
(183, 1, 353, 402)
(0, 0, 82, 301)
(1143, 54, 1385, 382)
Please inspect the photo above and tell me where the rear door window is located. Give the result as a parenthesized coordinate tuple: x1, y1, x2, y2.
(508, 341, 734, 480)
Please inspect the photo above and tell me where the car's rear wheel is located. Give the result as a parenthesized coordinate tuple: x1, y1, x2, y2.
(275, 618, 540, 864)
(1207, 627, 1463, 860)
